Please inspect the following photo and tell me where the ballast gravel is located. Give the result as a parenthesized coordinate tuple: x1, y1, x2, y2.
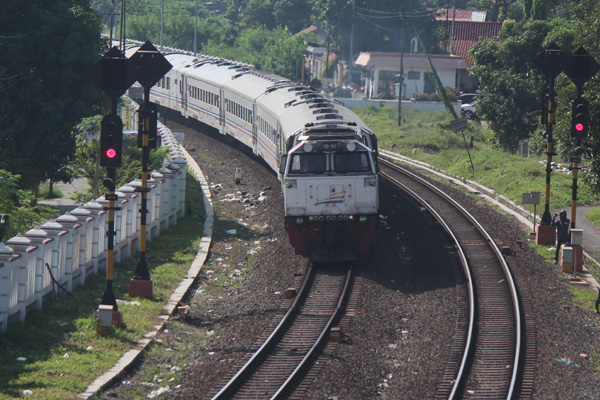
(98, 115, 600, 400)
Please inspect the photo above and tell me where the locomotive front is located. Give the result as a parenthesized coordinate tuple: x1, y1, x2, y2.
(281, 127, 379, 261)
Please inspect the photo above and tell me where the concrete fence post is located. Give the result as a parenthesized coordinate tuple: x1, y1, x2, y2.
(0, 242, 14, 332)
(24, 227, 51, 309)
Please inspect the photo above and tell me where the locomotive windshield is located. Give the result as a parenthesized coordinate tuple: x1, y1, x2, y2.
(289, 153, 327, 174)
(333, 152, 371, 173)
(288, 151, 373, 175)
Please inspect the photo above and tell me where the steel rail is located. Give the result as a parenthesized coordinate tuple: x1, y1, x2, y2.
(379, 158, 522, 399)
(210, 263, 314, 400)
(271, 267, 352, 400)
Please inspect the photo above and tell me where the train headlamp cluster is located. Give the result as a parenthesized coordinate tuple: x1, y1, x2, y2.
(294, 215, 369, 225)
(301, 141, 358, 153)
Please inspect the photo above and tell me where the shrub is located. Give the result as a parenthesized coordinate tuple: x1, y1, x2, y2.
(429, 92, 441, 102)
(377, 91, 393, 100)
(334, 87, 353, 98)
(413, 92, 430, 101)
(445, 86, 459, 102)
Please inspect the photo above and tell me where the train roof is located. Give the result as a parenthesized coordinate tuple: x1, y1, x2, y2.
(222, 71, 289, 101)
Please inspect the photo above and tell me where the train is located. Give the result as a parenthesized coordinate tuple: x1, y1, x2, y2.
(124, 41, 379, 262)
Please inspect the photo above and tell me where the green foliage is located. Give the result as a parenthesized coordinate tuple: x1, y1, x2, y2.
(204, 25, 306, 80)
(413, 92, 430, 101)
(429, 92, 441, 102)
(445, 87, 459, 102)
(0, 170, 205, 400)
(70, 114, 170, 204)
(353, 105, 597, 208)
(0, 170, 58, 239)
(469, 19, 575, 151)
(0, 0, 107, 191)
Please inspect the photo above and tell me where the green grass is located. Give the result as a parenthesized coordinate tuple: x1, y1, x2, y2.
(0, 170, 205, 400)
(38, 184, 63, 200)
(566, 284, 598, 313)
(357, 105, 598, 212)
(585, 207, 600, 228)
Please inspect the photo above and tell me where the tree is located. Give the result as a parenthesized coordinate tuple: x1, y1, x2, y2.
(468, 19, 575, 150)
(70, 114, 170, 204)
(569, 0, 600, 195)
(0, 1, 106, 192)
(0, 170, 58, 238)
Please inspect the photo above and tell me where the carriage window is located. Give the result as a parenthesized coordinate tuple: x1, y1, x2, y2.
(334, 152, 371, 173)
(289, 153, 326, 174)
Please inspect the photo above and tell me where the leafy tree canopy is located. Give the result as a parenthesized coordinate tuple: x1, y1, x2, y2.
(468, 19, 575, 150)
(0, 0, 107, 190)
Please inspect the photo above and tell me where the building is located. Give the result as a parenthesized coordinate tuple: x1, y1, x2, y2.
(436, 9, 503, 90)
(355, 52, 467, 99)
(353, 9, 502, 99)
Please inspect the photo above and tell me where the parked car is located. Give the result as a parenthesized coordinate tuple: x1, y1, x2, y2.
(461, 100, 479, 121)
(458, 92, 478, 104)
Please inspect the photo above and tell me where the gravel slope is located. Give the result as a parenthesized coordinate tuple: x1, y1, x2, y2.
(98, 115, 600, 400)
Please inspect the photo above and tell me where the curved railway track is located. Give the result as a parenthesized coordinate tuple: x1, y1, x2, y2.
(379, 156, 534, 399)
(207, 263, 354, 400)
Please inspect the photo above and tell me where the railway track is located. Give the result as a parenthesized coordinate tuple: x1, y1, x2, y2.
(207, 263, 354, 400)
(379, 156, 534, 399)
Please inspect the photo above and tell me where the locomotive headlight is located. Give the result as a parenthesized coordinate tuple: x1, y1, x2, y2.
(346, 142, 356, 151)
(295, 217, 304, 225)
(359, 215, 368, 223)
(322, 143, 330, 150)
(303, 143, 313, 152)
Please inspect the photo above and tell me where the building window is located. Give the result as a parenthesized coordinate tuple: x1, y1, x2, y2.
(407, 71, 420, 80)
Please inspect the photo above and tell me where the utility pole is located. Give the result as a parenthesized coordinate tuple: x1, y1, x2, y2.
(348, 0, 354, 68)
(194, 0, 198, 56)
(398, 21, 404, 127)
(120, 0, 126, 52)
(160, 0, 164, 50)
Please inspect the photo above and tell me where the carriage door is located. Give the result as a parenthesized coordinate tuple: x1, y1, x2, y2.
(181, 74, 188, 117)
(219, 88, 225, 132)
(252, 103, 258, 155)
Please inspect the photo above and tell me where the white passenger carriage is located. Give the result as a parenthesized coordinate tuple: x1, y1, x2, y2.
(125, 40, 379, 261)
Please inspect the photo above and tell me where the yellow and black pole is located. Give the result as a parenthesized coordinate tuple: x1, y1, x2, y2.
(570, 93, 589, 229)
(98, 113, 124, 330)
(533, 44, 566, 245)
(127, 40, 172, 299)
(129, 88, 154, 299)
(540, 85, 556, 226)
(101, 168, 118, 310)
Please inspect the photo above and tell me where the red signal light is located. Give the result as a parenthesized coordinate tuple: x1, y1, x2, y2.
(105, 148, 117, 158)
(575, 123, 585, 132)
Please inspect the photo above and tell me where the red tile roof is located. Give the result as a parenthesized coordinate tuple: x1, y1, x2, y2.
(440, 21, 503, 67)
(435, 8, 487, 22)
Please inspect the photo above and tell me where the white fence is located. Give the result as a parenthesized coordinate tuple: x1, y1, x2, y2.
(0, 122, 187, 332)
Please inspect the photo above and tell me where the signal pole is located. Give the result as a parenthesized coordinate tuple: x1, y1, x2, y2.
(128, 41, 172, 299)
(91, 46, 136, 331)
(533, 44, 566, 245)
(561, 47, 600, 229)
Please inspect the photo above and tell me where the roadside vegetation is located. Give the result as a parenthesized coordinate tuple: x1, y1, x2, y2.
(356, 105, 598, 211)
(0, 171, 205, 400)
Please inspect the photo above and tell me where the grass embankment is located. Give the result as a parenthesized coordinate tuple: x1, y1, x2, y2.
(357, 104, 597, 210)
(357, 104, 600, 287)
(0, 170, 205, 400)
